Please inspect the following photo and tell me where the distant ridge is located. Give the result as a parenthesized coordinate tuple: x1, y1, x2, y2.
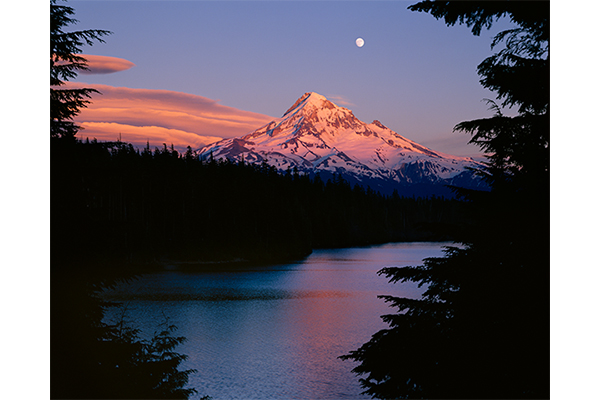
(198, 92, 486, 196)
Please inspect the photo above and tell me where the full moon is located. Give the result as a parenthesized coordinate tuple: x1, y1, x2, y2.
(356, 38, 364, 48)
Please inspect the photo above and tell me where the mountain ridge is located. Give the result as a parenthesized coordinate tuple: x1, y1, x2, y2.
(198, 92, 486, 196)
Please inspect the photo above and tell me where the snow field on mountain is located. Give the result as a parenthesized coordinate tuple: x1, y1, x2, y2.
(198, 92, 485, 192)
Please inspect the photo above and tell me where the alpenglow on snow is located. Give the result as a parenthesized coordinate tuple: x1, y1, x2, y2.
(197, 92, 486, 196)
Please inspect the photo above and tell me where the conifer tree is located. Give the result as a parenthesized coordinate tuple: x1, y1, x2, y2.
(51, 0, 111, 139)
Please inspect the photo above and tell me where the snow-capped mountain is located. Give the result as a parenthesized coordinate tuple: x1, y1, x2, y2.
(198, 92, 485, 196)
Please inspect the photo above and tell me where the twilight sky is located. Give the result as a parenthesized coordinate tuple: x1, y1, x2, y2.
(68, 0, 518, 157)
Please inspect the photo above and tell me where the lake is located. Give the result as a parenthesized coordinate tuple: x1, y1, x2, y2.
(101, 242, 452, 400)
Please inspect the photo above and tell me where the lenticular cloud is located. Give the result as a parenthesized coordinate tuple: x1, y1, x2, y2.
(79, 54, 136, 75)
(79, 122, 223, 149)
(63, 82, 274, 151)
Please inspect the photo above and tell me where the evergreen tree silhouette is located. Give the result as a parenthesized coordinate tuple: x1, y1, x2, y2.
(50, 0, 111, 140)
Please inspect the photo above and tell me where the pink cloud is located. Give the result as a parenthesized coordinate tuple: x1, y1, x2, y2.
(79, 122, 222, 150)
(325, 94, 354, 107)
(63, 82, 274, 151)
(79, 54, 136, 74)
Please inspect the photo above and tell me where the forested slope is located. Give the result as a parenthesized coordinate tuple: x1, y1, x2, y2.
(52, 139, 471, 271)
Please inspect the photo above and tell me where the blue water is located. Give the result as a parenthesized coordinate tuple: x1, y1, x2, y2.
(101, 242, 451, 399)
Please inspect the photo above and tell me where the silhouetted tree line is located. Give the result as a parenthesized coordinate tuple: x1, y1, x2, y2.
(53, 138, 471, 271)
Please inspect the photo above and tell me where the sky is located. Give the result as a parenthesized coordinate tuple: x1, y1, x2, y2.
(65, 0, 521, 157)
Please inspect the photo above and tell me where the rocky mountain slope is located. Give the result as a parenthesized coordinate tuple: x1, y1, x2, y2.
(198, 92, 486, 196)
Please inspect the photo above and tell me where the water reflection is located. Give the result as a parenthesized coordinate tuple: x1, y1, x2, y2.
(102, 287, 354, 301)
(102, 242, 450, 399)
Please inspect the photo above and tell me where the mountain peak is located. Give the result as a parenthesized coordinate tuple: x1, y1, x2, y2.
(198, 92, 485, 196)
(282, 92, 336, 117)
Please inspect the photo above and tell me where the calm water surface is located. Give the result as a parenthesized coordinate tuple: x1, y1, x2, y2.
(102, 242, 451, 399)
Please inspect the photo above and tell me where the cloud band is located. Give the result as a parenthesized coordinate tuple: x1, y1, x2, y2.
(79, 54, 136, 75)
(63, 82, 273, 151)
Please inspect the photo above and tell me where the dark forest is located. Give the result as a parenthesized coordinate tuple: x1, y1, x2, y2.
(53, 138, 469, 271)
